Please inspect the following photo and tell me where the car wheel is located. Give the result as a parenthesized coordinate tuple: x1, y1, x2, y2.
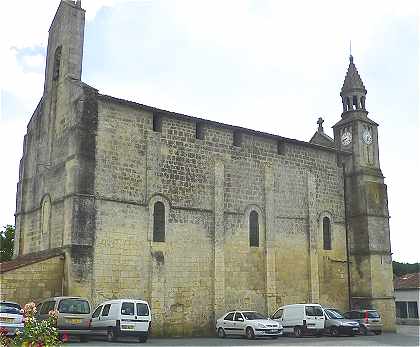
(139, 335, 148, 343)
(217, 327, 226, 338)
(294, 326, 304, 338)
(374, 331, 382, 335)
(246, 327, 255, 340)
(360, 326, 368, 336)
(107, 327, 117, 342)
(330, 327, 339, 337)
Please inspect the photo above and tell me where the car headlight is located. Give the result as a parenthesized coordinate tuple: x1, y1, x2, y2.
(256, 323, 266, 328)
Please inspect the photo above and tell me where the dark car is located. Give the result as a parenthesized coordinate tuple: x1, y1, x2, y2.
(343, 309, 382, 335)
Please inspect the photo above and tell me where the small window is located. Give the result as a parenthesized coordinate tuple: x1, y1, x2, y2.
(153, 201, 165, 242)
(323, 216, 331, 250)
(58, 299, 90, 314)
(272, 309, 283, 320)
(224, 312, 234, 321)
(196, 122, 204, 140)
(101, 304, 111, 317)
(277, 140, 285, 155)
(249, 210, 259, 247)
(152, 112, 162, 132)
(92, 305, 103, 318)
(137, 303, 150, 316)
(233, 131, 241, 147)
(121, 302, 135, 315)
(40, 301, 56, 315)
(234, 312, 244, 321)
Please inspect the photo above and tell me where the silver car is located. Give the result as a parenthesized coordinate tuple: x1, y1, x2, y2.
(0, 301, 24, 336)
(37, 296, 92, 341)
(324, 308, 359, 336)
(343, 309, 383, 335)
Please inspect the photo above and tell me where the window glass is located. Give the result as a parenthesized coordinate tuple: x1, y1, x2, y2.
(121, 302, 135, 315)
(101, 304, 111, 316)
(272, 309, 283, 320)
(40, 301, 56, 315)
(249, 211, 259, 247)
(396, 302, 407, 318)
(234, 312, 244, 321)
(0, 303, 21, 315)
(323, 216, 331, 250)
(153, 202, 165, 242)
(305, 306, 324, 317)
(325, 309, 344, 319)
(137, 303, 149, 316)
(367, 311, 380, 319)
(242, 312, 266, 320)
(408, 302, 419, 319)
(224, 313, 234, 321)
(92, 305, 103, 318)
(58, 299, 90, 314)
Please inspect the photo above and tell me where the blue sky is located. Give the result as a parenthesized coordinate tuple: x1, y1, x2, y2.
(0, 0, 418, 262)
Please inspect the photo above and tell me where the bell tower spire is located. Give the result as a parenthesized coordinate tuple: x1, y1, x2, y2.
(340, 55, 367, 114)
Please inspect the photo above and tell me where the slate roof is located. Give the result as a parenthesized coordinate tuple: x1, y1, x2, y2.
(394, 273, 420, 290)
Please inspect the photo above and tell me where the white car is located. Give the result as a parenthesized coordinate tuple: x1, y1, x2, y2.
(0, 301, 24, 336)
(216, 311, 283, 339)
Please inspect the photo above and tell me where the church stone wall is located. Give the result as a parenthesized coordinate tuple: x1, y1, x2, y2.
(89, 96, 349, 336)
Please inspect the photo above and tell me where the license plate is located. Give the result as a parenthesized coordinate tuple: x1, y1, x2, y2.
(0, 318, 14, 323)
(68, 318, 81, 324)
(352, 328, 358, 330)
(121, 325, 135, 330)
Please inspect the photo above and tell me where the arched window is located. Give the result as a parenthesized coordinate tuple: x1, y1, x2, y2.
(249, 211, 259, 247)
(52, 46, 62, 81)
(153, 201, 165, 242)
(40, 195, 51, 236)
(323, 216, 331, 250)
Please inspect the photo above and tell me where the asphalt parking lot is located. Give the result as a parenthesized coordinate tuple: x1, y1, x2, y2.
(64, 325, 419, 346)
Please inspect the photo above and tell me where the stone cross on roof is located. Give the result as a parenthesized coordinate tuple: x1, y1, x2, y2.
(317, 117, 324, 133)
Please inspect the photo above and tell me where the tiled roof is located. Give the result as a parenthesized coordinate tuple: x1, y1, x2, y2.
(394, 273, 420, 290)
(0, 248, 64, 274)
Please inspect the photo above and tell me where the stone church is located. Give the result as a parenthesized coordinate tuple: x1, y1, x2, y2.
(1, 0, 395, 335)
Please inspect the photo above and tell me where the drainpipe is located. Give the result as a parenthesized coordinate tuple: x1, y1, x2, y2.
(342, 162, 352, 310)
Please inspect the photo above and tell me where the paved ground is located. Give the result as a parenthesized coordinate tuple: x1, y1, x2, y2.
(65, 325, 420, 347)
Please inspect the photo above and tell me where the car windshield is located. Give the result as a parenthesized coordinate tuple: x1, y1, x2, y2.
(58, 299, 90, 314)
(367, 311, 380, 318)
(242, 312, 267, 320)
(0, 303, 21, 315)
(325, 309, 344, 319)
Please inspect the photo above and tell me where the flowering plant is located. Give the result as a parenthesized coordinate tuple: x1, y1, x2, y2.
(8, 302, 62, 347)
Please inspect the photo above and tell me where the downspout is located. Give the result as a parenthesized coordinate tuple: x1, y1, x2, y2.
(342, 162, 352, 310)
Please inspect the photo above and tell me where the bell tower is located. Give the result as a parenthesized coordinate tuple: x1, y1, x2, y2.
(333, 56, 395, 331)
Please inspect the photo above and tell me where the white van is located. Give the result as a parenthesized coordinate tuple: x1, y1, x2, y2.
(271, 304, 325, 337)
(90, 299, 151, 342)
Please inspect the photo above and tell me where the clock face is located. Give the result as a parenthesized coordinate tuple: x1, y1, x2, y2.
(341, 131, 352, 146)
(363, 129, 373, 144)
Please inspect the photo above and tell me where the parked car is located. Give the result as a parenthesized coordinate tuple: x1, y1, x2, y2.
(36, 296, 92, 341)
(90, 299, 151, 343)
(343, 309, 382, 335)
(271, 304, 325, 337)
(323, 308, 359, 336)
(0, 301, 24, 336)
(216, 310, 282, 339)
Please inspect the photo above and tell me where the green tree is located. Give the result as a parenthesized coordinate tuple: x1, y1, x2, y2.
(392, 261, 420, 277)
(0, 225, 15, 262)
